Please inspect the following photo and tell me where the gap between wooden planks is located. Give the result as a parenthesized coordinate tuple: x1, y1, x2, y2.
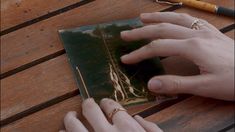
(2, 0, 234, 77)
(225, 29, 235, 39)
(0, 0, 234, 130)
(1, 28, 233, 124)
(1, 93, 234, 131)
(0, 54, 200, 124)
(0, 96, 156, 132)
(1, 0, 84, 31)
(0, 0, 234, 126)
(0, 0, 170, 76)
(145, 96, 235, 132)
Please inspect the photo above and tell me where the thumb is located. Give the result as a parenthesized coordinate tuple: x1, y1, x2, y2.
(148, 75, 210, 95)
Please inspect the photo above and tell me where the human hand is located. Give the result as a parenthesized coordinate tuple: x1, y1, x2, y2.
(120, 12, 234, 101)
(60, 98, 162, 132)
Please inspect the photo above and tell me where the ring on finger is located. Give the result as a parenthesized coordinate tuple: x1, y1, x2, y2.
(190, 19, 204, 30)
(108, 108, 127, 119)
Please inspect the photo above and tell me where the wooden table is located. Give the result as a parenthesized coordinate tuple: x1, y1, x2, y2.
(1, 0, 234, 131)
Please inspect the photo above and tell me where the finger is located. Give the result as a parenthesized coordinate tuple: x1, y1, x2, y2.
(140, 12, 196, 28)
(134, 115, 163, 132)
(82, 98, 111, 131)
(64, 111, 88, 132)
(147, 75, 212, 96)
(59, 130, 66, 132)
(140, 12, 211, 31)
(121, 39, 191, 64)
(140, 12, 219, 33)
(100, 98, 145, 131)
(121, 23, 196, 41)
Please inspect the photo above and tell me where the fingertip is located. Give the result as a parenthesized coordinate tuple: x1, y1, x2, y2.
(82, 98, 95, 106)
(64, 111, 77, 124)
(100, 98, 116, 107)
(120, 54, 130, 64)
(99, 98, 109, 105)
(68, 111, 77, 116)
(134, 115, 143, 120)
(148, 79, 162, 92)
(120, 31, 130, 40)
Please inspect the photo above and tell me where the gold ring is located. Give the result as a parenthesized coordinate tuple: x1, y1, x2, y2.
(191, 19, 204, 30)
(108, 108, 127, 119)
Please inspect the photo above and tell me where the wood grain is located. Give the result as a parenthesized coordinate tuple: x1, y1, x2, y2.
(0, 53, 197, 122)
(2, 0, 234, 76)
(1, 0, 234, 131)
(1, 96, 157, 132)
(145, 96, 235, 132)
(225, 30, 235, 39)
(1, 16, 234, 125)
(0, 0, 83, 31)
(0, 55, 76, 121)
(1, 0, 169, 75)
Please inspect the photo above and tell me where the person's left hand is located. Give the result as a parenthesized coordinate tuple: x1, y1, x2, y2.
(60, 98, 162, 132)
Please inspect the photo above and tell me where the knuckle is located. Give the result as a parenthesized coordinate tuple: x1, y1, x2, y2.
(143, 41, 157, 55)
(123, 123, 140, 132)
(170, 79, 182, 92)
(152, 12, 159, 17)
(100, 98, 117, 109)
(156, 23, 171, 36)
(186, 38, 202, 48)
(145, 41, 156, 49)
(98, 126, 110, 132)
(157, 23, 170, 29)
(198, 30, 215, 38)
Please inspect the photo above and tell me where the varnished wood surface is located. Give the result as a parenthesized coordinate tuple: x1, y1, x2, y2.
(0, 0, 83, 31)
(1, 0, 234, 131)
(146, 96, 235, 132)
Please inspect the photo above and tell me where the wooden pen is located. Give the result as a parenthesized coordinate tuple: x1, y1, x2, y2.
(156, 0, 235, 18)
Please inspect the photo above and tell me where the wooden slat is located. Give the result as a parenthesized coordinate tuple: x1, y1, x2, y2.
(0, 0, 83, 31)
(225, 30, 235, 39)
(1, 0, 169, 76)
(1, 14, 233, 124)
(1, 0, 234, 130)
(144, 96, 235, 132)
(0, 53, 197, 122)
(1, 96, 157, 132)
(0, 0, 170, 121)
(0, 55, 76, 121)
(1, 1, 234, 76)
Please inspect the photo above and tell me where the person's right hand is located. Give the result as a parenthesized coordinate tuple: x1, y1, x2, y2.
(60, 98, 162, 132)
(121, 12, 234, 101)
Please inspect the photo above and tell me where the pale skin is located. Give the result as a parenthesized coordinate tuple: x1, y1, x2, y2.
(60, 12, 234, 132)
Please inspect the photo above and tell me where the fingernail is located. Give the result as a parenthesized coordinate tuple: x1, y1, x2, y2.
(134, 115, 142, 119)
(148, 79, 162, 91)
(101, 98, 109, 102)
(84, 98, 94, 104)
(121, 31, 130, 35)
(121, 54, 128, 61)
